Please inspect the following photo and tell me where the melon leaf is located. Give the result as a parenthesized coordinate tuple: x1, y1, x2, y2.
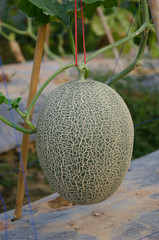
(18, 0, 50, 25)
(18, 0, 118, 27)
(0, 92, 22, 110)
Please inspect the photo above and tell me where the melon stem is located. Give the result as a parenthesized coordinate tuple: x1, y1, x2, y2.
(78, 63, 89, 81)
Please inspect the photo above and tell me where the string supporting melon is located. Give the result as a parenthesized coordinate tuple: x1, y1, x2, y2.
(36, 79, 134, 205)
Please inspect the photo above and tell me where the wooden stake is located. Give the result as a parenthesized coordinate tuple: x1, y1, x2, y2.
(44, 23, 50, 60)
(14, 25, 47, 220)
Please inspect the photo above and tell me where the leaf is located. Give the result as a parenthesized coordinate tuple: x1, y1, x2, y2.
(83, 2, 101, 20)
(102, 0, 118, 8)
(18, 0, 50, 25)
(91, 8, 136, 37)
(0, 92, 5, 104)
(18, 0, 118, 27)
(30, 0, 71, 26)
(6, 98, 22, 110)
(148, 29, 159, 58)
(91, 15, 106, 36)
(0, 92, 22, 110)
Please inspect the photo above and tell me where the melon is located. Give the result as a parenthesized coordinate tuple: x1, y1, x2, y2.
(36, 79, 134, 205)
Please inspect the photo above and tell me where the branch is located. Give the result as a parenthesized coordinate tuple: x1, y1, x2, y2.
(108, 30, 149, 86)
(0, 115, 36, 134)
(0, 22, 27, 35)
(1, 19, 62, 64)
(86, 23, 147, 63)
(108, 0, 150, 86)
(68, 27, 76, 60)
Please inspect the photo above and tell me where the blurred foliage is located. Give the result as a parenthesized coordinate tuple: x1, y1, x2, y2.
(147, 28, 159, 58)
(118, 79, 159, 159)
(119, 0, 159, 57)
(91, 7, 137, 57)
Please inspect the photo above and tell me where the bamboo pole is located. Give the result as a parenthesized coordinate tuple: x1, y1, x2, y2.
(44, 23, 50, 60)
(14, 25, 47, 220)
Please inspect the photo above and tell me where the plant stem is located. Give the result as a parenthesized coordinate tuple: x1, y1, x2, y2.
(144, 0, 151, 25)
(29, 30, 63, 64)
(1, 19, 62, 64)
(27, 18, 33, 34)
(137, 0, 150, 53)
(86, 23, 147, 63)
(109, 62, 138, 86)
(108, 0, 150, 86)
(0, 115, 35, 134)
(43, 44, 63, 63)
(1, 22, 27, 35)
(15, 109, 25, 118)
(68, 27, 76, 60)
(108, 31, 149, 86)
(24, 118, 36, 132)
(27, 62, 75, 116)
(15, 109, 36, 131)
(0, 30, 11, 41)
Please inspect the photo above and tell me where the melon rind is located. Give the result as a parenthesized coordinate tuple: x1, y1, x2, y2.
(36, 79, 134, 205)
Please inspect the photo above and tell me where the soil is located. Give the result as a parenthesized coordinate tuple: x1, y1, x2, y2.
(0, 141, 53, 214)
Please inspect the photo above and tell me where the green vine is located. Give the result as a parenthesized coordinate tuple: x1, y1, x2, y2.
(109, 0, 150, 86)
(0, 115, 36, 134)
(0, 0, 151, 134)
(0, 18, 62, 63)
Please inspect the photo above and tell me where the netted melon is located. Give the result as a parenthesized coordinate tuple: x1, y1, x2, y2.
(36, 79, 134, 205)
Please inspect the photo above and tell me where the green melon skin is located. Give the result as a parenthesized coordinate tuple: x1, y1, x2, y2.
(36, 79, 134, 205)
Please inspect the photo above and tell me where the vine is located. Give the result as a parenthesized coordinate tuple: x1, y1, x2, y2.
(0, 18, 62, 63)
(0, 0, 153, 134)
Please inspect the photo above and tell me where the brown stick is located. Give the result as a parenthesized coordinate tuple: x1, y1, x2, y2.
(14, 25, 47, 220)
(148, 0, 159, 43)
(97, 7, 124, 71)
(44, 23, 50, 60)
(9, 39, 26, 63)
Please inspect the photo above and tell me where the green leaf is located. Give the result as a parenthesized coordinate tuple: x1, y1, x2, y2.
(102, 0, 118, 8)
(0, 92, 5, 104)
(18, 0, 50, 25)
(83, 2, 101, 20)
(18, 0, 118, 27)
(30, 0, 71, 26)
(6, 98, 22, 110)
(0, 92, 22, 110)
